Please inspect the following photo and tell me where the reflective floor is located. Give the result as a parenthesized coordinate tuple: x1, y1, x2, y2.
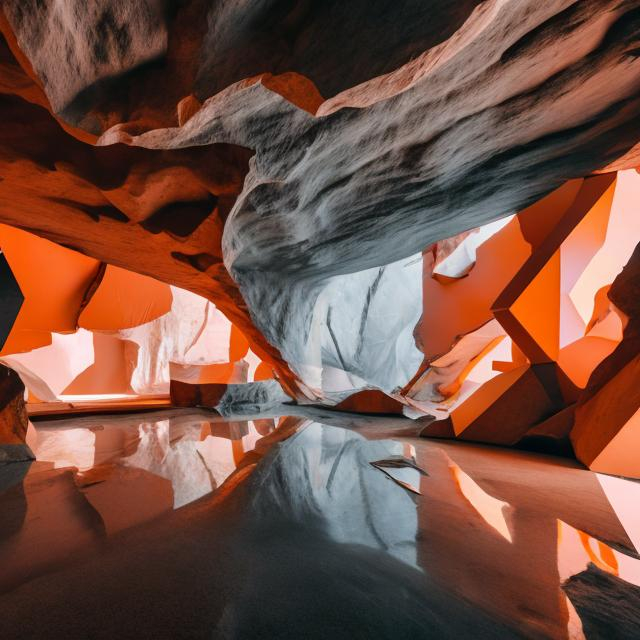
(1, 408, 639, 639)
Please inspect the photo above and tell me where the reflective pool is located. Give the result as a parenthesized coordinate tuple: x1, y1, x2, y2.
(0, 408, 638, 638)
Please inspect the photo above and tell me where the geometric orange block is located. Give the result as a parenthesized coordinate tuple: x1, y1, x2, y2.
(78, 264, 173, 331)
(569, 238, 640, 476)
(0, 224, 101, 355)
(506, 250, 561, 361)
(493, 174, 616, 364)
(421, 363, 567, 445)
(419, 179, 584, 362)
(229, 324, 250, 362)
(571, 350, 640, 478)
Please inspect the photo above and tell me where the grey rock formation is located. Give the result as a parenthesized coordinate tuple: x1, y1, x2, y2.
(563, 564, 640, 639)
(246, 422, 421, 567)
(0, 444, 34, 463)
(123, 0, 640, 399)
(215, 379, 291, 416)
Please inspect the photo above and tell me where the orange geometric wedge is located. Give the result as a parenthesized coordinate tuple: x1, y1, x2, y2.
(492, 174, 616, 366)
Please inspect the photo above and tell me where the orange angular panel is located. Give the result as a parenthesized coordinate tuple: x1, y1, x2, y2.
(254, 361, 274, 382)
(449, 365, 531, 437)
(63, 333, 133, 396)
(571, 352, 640, 477)
(0, 224, 100, 355)
(590, 410, 640, 479)
(506, 250, 561, 362)
(492, 174, 615, 380)
(493, 174, 616, 366)
(557, 335, 621, 389)
(419, 180, 583, 362)
(559, 181, 612, 347)
(78, 264, 173, 331)
(421, 363, 570, 445)
(570, 241, 640, 476)
(229, 324, 249, 362)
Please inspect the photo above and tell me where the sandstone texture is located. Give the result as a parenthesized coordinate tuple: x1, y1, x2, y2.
(0, 1, 638, 475)
(0, 363, 33, 461)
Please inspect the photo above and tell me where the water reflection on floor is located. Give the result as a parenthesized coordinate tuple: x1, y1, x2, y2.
(1, 408, 639, 638)
(31, 410, 276, 509)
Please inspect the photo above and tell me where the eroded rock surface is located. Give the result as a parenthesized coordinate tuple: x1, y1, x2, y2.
(0, 363, 33, 461)
(0, 1, 639, 426)
(172, 379, 291, 417)
(563, 564, 640, 639)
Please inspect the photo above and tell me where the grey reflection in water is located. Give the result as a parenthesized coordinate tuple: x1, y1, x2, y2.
(247, 421, 420, 567)
(122, 419, 217, 508)
(213, 420, 522, 639)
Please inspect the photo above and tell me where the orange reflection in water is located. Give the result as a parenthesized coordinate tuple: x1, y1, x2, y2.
(30, 413, 278, 515)
(0, 413, 280, 594)
(557, 519, 640, 588)
(449, 461, 513, 543)
(557, 517, 640, 639)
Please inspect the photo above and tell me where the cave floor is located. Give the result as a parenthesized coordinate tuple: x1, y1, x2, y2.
(0, 407, 638, 639)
